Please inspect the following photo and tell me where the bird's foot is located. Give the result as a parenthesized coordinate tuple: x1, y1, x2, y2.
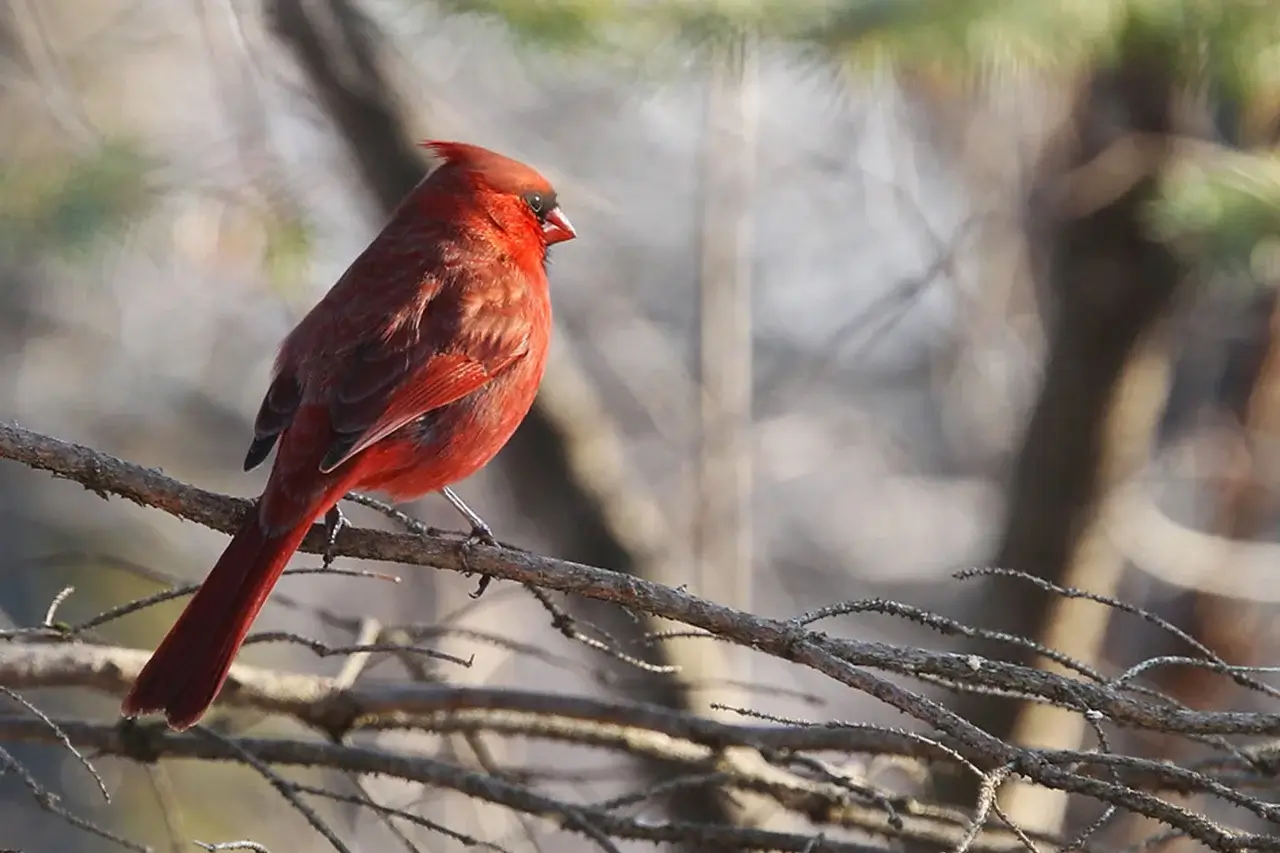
(322, 504, 348, 570)
(461, 521, 499, 599)
(439, 486, 500, 597)
(463, 520, 499, 550)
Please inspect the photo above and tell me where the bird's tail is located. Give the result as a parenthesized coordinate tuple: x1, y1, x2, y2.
(122, 502, 324, 730)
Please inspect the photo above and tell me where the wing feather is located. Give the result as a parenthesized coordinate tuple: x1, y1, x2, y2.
(243, 372, 302, 471)
(316, 285, 532, 474)
(318, 346, 524, 473)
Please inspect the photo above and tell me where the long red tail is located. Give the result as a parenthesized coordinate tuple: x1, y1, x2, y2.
(121, 507, 317, 730)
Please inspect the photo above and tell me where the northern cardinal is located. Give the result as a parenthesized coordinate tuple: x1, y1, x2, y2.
(122, 141, 575, 730)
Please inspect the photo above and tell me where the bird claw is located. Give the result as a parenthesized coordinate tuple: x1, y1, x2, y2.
(460, 522, 499, 599)
(439, 486, 499, 597)
(463, 521, 499, 550)
(323, 505, 348, 570)
(468, 573, 494, 599)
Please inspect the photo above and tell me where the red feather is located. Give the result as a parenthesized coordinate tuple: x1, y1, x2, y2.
(122, 142, 575, 729)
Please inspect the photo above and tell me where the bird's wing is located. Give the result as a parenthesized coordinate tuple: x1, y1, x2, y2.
(242, 292, 532, 475)
(244, 369, 304, 471)
(316, 310, 531, 473)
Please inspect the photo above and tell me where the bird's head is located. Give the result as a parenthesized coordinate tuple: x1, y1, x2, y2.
(422, 140, 576, 247)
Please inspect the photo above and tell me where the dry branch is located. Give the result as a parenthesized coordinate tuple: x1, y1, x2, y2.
(6, 423, 1280, 850)
(0, 716, 882, 853)
(0, 644, 1041, 849)
(2, 422, 1278, 734)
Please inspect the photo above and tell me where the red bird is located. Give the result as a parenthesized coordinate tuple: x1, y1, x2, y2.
(122, 141, 575, 730)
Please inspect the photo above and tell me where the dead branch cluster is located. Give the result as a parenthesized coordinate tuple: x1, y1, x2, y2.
(3, 421, 1280, 853)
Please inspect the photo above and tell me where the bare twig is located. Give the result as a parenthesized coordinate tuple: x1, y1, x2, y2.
(4, 717, 895, 853)
(0, 740, 145, 852)
(1, 684, 108, 801)
(0, 423, 1274, 739)
(196, 726, 354, 853)
(8, 425, 1280, 850)
(145, 763, 190, 853)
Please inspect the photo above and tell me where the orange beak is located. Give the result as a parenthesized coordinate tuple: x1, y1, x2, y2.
(542, 206, 576, 245)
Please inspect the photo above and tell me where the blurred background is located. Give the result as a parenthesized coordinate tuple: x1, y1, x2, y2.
(3, 0, 1280, 850)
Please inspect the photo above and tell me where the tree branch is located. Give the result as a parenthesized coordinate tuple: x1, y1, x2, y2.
(6, 422, 1280, 849)
(10, 636, 1280, 848)
(9, 421, 1280, 739)
(0, 715, 888, 853)
(2, 642, 1049, 849)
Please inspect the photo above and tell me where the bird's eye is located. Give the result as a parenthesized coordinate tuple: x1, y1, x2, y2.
(524, 192, 545, 217)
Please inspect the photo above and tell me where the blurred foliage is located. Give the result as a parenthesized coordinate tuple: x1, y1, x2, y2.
(433, 0, 813, 57)
(434, 0, 1280, 79)
(435, 0, 1280, 278)
(0, 130, 315, 290)
(0, 139, 157, 260)
(262, 206, 314, 297)
(1153, 146, 1280, 276)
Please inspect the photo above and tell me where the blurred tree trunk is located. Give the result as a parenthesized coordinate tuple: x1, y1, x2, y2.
(938, 31, 1188, 810)
(263, 0, 733, 842)
(696, 34, 757, 657)
(1122, 289, 1280, 849)
(1127, 79, 1280, 845)
(1153, 110, 1280, 722)
(1185, 312, 1280, 650)
(998, 312, 1176, 832)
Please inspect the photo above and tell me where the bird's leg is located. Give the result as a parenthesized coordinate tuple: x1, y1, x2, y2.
(441, 486, 498, 547)
(322, 504, 348, 570)
(440, 486, 498, 598)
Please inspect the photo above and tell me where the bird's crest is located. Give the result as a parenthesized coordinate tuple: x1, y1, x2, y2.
(419, 140, 554, 198)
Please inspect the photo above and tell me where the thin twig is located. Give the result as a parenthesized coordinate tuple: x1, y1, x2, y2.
(196, 726, 354, 853)
(6, 426, 1280, 849)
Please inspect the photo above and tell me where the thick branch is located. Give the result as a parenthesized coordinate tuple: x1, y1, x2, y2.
(8, 641, 1268, 796)
(2, 643, 1049, 849)
(10, 635, 1280, 849)
(6, 423, 1280, 848)
(6, 422, 1280, 741)
(0, 716, 888, 853)
(3, 642, 897, 756)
